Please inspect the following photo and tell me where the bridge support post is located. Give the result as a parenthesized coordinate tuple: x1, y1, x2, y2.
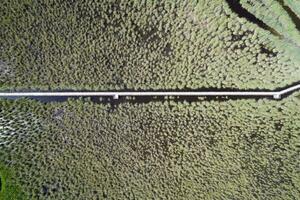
(113, 94, 119, 100)
(273, 94, 281, 99)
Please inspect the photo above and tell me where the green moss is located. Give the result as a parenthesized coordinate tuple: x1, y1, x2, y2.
(0, 163, 27, 200)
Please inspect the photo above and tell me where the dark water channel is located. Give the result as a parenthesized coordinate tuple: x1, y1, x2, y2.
(225, 0, 300, 37)
(225, 0, 277, 33)
(0, 95, 277, 104)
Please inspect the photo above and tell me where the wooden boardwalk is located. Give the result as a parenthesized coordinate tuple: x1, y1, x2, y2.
(0, 84, 299, 100)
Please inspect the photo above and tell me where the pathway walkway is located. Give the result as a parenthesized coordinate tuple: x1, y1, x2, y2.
(0, 84, 299, 100)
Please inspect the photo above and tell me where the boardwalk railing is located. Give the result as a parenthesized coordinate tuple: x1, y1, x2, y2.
(0, 84, 299, 100)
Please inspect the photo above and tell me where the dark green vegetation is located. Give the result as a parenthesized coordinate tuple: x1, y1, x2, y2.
(0, 95, 299, 199)
(1, 0, 300, 90)
(0, 163, 27, 200)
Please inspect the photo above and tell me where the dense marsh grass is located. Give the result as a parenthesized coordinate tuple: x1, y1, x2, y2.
(1, 1, 300, 199)
(0, 95, 299, 199)
(1, 0, 300, 90)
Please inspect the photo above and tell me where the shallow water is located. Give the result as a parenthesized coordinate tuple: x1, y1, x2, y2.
(0, 95, 275, 104)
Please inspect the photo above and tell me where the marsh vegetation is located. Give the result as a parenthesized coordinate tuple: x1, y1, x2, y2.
(0, 94, 299, 199)
(1, 0, 300, 90)
(1, 1, 300, 199)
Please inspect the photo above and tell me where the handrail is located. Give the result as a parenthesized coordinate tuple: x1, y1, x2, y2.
(278, 84, 300, 96)
(0, 84, 299, 100)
